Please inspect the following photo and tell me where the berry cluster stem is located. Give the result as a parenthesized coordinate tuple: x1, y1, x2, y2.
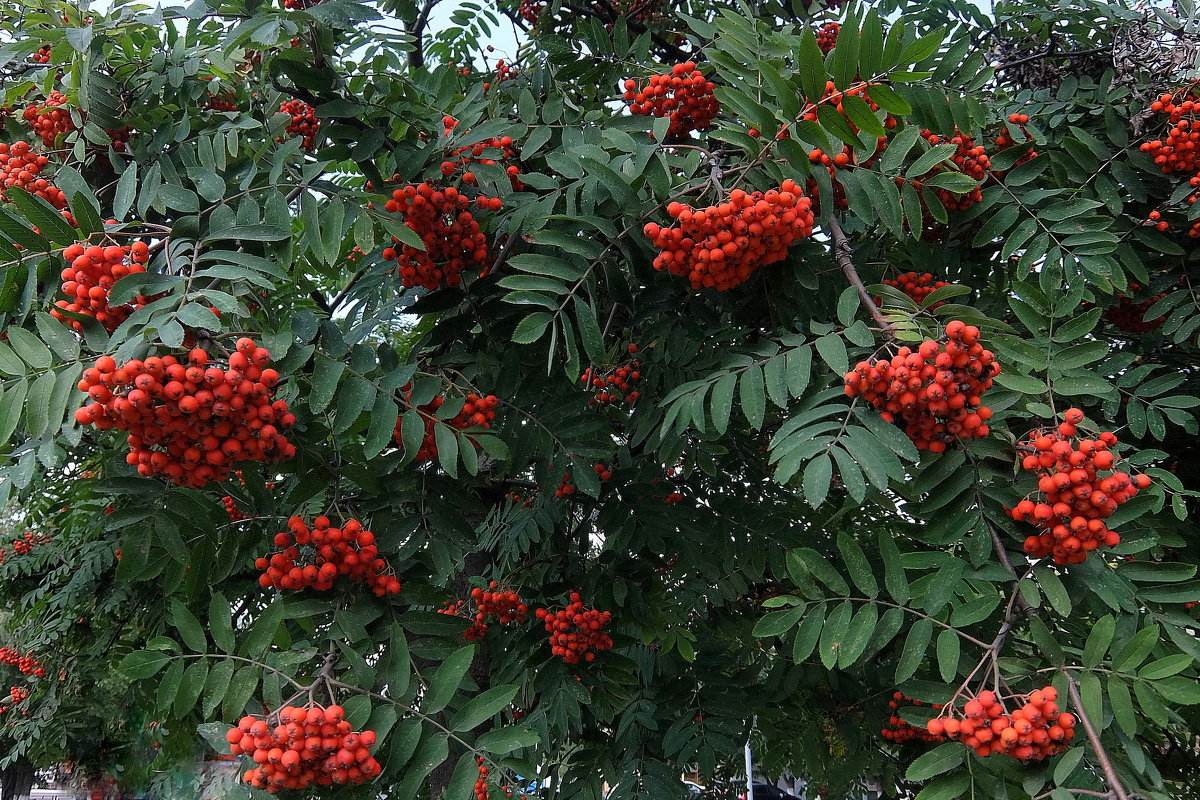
(828, 217, 893, 332)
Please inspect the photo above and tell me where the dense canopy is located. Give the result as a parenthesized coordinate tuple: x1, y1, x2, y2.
(1, 0, 1199, 798)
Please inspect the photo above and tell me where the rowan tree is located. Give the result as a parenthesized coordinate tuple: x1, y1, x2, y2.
(0, 0, 1198, 799)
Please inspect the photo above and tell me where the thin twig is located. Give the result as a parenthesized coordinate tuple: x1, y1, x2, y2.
(827, 217, 892, 332)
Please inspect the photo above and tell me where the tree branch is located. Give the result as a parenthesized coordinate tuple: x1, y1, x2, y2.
(995, 45, 1110, 71)
(1066, 670, 1131, 800)
(827, 217, 892, 332)
(406, 0, 444, 70)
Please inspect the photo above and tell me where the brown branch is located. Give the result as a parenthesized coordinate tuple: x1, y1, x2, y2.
(406, 0, 444, 70)
(995, 45, 1111, 72)
(1066, 671, 1131, 800)
(827, 217, 892, 332)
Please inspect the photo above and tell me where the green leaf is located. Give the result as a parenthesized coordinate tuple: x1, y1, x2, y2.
(837, 531, 878, 598)
(818, 600, 852, 669)
(814, 334, 848, 378)
(936, 628, 959, 682)
(1082, 615, 1115, 668)
(202, 658, 235, 717)
(114, 162, 138, 220)
(222, 667, 259, 720)
(5, 327, 52, 369)
(894, 618, 933, 683)
(6, 187, 77, 244)
(753, 605, 805, 638)
(1138, 654, 1193, 680)
(1107, 676, 1137, 736)
(175, 659, 209, 717)
(365, 393, 399, 459)
(791, 606, 825, 663)
(803, 453, 833, 509)
(423, 646, 474, 714)
(1052, 746, 1085, 786)
(739, 364, 766, 430)
(838, 603, 878, 667)
(170, 599, 208, 653)
(475, 726, 540, 755)
(710, 372, 737, 435)
(209, 593, 236, 654)
(157, 659, 185, 712)
(449, 685, 519, 732)
(1112, 625, 1160, 673)
(879, 531, 910, 604)
(308, 357, 345, 414)
(512, 312, 552, 344)
(791, 548, 849, 595)
(905, 742, 964, 781)
(119, 650, 173, 679)
(914, 775, 970, 800)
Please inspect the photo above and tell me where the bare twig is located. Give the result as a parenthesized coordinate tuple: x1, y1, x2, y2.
(827, 217, 893, 332)
(1066, 670, 1131, 800)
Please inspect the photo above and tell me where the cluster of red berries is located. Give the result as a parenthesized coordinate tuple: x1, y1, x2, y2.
(0, 141, 69, 209)
(380, 183, 494, 290)
(994, 112, 1037, 168)
(815, 22, 840, 54)
(222, 470, 277, 522)
(206, 92, 239, 112)
(504, 490, 535, 508)
(843, 321, 998, 451)
(554, 464, 612, 497)
(32, 45, 52, 64)
(623, 62, 719, 142)
(519, 0, 542, 23)
(0, 531, 51, 564)
(483, 59, 517, 92)
(279, 100, 320, 151)
(912, 130, 990, 211)
(441, 583, 529, 640)
(1103, 285, 1168, 333)
(392, 391, 499, 462)
(439, 119, 525, 190)
(881, 692, 946, 744)
(876, 271, 951, 309)
(926, 688, 1075, 761)
(1008, 408, 1151, 565)
(256, 516, 401, 596)
(580, 346, 642, 406)
(225, 704, 381, 791)
(22, 91, 74, 148)
(0, 648, 46, 678)
(644, 180, 815, 291)
(1140, 91, 1200, 175)
(534, 592, 613, 664)
(282, 0, 322, 7)
(223, 495, 247, 522)
(50, 240, 152, 333)
(1144, 209, 1171, 232)
(74, 341, 296, 489)
(1, 686, 31, 714)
